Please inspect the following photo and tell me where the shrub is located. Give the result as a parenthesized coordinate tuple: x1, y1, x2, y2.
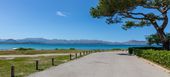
(128, 47, 162, 55)
(55, 48, 58, 50)
(69, 48, 76, 50)
(15, 48, 35, 51)
(131, 49, 170, 69)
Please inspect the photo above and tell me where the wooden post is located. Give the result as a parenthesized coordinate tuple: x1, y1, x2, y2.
(75, 53, 77, 58)
(11, 65, 15, 77)
(35, 60, 39, 70)
(70, 54, 72, 60)
(80, 52, 82, 57)
(52, 58, 54, 66)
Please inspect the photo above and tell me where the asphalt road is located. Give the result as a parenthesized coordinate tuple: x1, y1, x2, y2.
(28, 52, 170, 77)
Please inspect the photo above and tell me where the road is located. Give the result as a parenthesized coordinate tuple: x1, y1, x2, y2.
(28, 51, 170, 77)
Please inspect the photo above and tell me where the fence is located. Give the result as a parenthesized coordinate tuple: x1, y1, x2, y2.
(6, 50, 98, 77)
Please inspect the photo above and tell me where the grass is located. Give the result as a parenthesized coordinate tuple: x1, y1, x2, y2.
(0, 49, 100, 77)
(0, 49, 103, 77)
(0, 55, 69, 77)
(0, 50, 83, 55)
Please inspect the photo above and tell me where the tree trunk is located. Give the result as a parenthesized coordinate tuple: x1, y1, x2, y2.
(162, 40, 170, 50)
(150, 19, 169, 50)
(157, 29, 170, 50)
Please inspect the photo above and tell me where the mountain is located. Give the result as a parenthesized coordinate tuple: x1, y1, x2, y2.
(0, 38, 147, 45)
(18, 38, 49, 44)
(0, 39, 18, 44)
(123, 40, 147, 45)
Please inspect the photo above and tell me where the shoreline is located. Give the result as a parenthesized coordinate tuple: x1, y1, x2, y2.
(0, 44, 150, 50)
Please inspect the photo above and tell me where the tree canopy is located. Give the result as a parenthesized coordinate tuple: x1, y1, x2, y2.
(91, 0, 170, 29)
(90, 0, 170, 50)
(146, 33, 170, 45)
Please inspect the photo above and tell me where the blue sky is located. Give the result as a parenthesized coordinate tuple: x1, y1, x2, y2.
(0, 0, 169, 42)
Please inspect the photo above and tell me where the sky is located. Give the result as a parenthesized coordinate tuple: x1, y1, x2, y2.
(0, 0, 169, 42)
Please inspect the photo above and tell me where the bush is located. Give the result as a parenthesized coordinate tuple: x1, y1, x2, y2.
(15, 48, 35, 51)
(55, 48, 58, 50)
(128, 47, 162, 55)
(69, 48, 76, 50)
(134, 49, 170, 68)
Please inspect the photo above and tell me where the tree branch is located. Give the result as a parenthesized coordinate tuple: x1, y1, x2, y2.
(141, 5, 160, 9)
(121, 12, 148, 20)
(150, 20, 160, 31)
(159, 1, 168, 30)
(161, 14, 168, 30)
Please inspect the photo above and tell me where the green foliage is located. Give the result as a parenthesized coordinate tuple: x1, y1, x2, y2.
(146, 33, 170, 45)
(122, 20, 151, 30)
(128, 47, 162, 55)
(90, 0, 144, 17)
(0, 55, 69, 77)
(15, 48, 35, 51)
(69, 48, 76, 50)
(132, 49, 170, 69)
(55, 48, 58, 50)
(90, 0, 170, 29)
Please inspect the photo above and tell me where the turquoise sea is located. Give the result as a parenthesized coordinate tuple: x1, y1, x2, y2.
(0, 44, 150, 50)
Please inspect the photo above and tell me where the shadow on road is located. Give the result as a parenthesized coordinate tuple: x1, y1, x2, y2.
(117, 53, 130, 56)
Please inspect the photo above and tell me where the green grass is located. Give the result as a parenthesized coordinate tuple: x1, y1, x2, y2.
(0, 49, 106, 55)
(0, 55, 69, 77)
(0, 49, 103, 77)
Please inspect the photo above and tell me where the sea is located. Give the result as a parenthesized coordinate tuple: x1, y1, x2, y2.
(0, 44, 150, 50)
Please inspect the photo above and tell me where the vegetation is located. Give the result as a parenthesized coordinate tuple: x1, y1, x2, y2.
(90, 0, 170, 50)
(0, 49, 100, 77)
(128, 47, 162, 55)
(55, 48, 58, 50)
(146, 33, 170, 46)
(15, 48, 35, 51)
(0, 49, 85, 55)
(111, 48, 122, 50)
(0, 55, 69, 77)
(129, 48, 170, 69)
(69, 48, 76, 50)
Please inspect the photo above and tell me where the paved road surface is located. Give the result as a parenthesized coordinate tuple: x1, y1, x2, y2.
(28, 52, 170, 77)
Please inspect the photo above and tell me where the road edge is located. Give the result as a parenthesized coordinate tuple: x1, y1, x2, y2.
(137, 56, 170, 74)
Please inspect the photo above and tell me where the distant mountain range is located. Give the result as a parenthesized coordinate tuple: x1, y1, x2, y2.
(0, 38, 147, 45)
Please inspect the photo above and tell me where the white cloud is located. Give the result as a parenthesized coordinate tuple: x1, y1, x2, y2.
(56, 11, 67, 17)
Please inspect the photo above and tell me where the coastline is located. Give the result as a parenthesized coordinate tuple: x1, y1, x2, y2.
(0, 44, 149, 50)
